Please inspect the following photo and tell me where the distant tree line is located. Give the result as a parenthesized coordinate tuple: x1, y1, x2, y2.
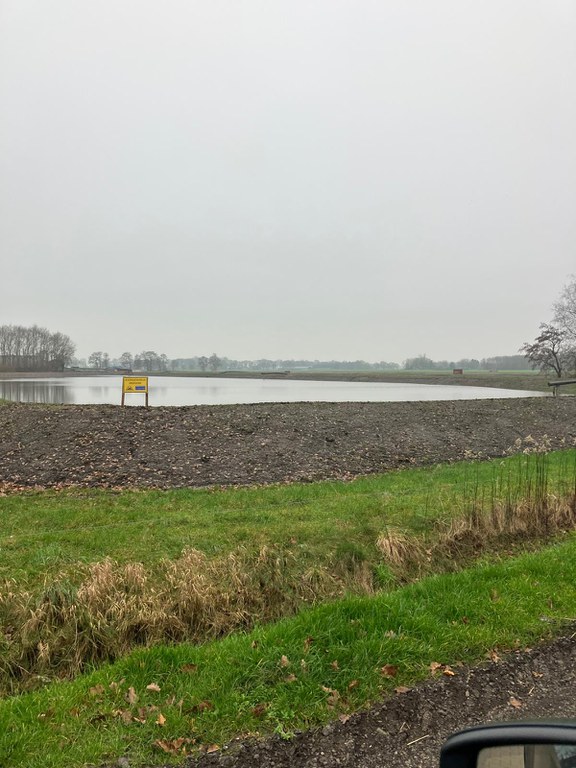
(170, 356, 401, 372)
(521, 276, 576, 377)
(78, 349, 534, 374)
(84, 351, 170, 372)
(402, 354, 530, 371)
(0, 324, 75, 371)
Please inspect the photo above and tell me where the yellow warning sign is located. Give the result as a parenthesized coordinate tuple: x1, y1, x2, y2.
(121, 376, 149, 406)
(122, 376, 148, 394)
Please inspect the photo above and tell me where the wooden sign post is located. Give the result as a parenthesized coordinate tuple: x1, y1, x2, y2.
(121, 376, 149, 406)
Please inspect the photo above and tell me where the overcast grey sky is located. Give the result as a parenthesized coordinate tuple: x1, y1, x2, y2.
(1, 1, 575, 363)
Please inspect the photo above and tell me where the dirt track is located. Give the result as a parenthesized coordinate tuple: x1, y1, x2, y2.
(1, 396, 576, 491)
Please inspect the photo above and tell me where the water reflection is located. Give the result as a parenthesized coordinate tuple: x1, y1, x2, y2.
(0, 376, 546, 407)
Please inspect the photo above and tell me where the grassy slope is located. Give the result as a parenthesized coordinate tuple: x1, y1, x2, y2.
(2, 538, 576, 767)
(2, 449, 576, 587)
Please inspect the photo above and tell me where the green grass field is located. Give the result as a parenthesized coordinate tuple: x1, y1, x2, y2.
(3, 448, 575, 589)
(1, 448, 576, 766)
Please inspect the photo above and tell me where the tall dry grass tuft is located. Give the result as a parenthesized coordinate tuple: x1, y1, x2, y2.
(0, 545, 366, 695)
(375, 527, 425, 573)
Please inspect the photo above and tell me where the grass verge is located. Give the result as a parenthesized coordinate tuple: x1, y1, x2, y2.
(2, 537, 576, 767)
(2, 446, 575, 588)
(1, 447, 575, 694)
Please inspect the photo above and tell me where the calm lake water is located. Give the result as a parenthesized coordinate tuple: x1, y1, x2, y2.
(0, 376, 546, 406)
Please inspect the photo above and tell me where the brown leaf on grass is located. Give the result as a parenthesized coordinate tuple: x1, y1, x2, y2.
(156, 712, 166, 726)
(181, 663, 198, 673)
(321, 686, 340, 707)
(114, 709, 133, 725)
(280, 655, 290, 667)
(285, 674, 297, 683)
(442, 666, 456, 677)
(206, 744, 220, 753)
(251, 703, 268, 718)
(89, 684, 105, 696)
(488, 650, 501, 663)
(146, 683, 161, 692)
(380, 664, 398, 678)
(300, 659, 308, 672)
(395, 686, 411, 694)
(429, 662, 442, 675)
(304, 636, 314, 651)
(348, 680, 359, 690)
(155, 738, 195, 756)
(509, 697, 522, 709)
(126, 687, 138, 705)
(330, 660, 340, 670)
(192, 700, 214, 713)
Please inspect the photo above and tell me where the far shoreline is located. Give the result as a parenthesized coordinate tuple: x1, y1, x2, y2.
(0, 368, 557, 393)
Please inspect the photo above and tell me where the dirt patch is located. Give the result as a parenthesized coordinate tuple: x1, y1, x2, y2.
(1, 397, 575, 491)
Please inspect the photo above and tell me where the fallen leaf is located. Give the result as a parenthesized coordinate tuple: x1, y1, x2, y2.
(380, 664, 398, 678)
(126, 687, 138, 705)
(304, 636, 314, 651)
(180, 663, 198, 674)
(116, 709, 133, 725)
(89, 684, 105, 696)
(348, 680, 359, 690)
(339, 714, 351, 724)
(156, 712, 166, 726)
(285, 674, 297, 683)
(155, 738, 194, 756)
(331, 660, 339, 670)
(488, 650, 501, 663)
(429, 662, 442, 675)
(206, 744, 220, 753)
(146, 683, 161, 692)
(532, 671, 544, 679)
(509, 697, 522, 709)
(442, 666, 456, 677)
(251, 703, 268, 717)
(395, 686, 411, 694)
(280, 655, 290, 668)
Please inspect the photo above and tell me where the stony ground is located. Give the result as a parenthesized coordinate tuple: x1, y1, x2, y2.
(1, 396, 576, 491)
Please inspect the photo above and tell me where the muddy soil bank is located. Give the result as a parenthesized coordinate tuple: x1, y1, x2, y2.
(1, 396, 575, 491)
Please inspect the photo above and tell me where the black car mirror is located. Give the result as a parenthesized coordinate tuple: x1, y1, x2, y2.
(440, 722, 576, 768)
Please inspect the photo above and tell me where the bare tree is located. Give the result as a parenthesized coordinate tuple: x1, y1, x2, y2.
(554, 276, 576, 341)
(520, 324, 573, 378)
(208, 353, 221, 372)
(88, 351, 104, 368)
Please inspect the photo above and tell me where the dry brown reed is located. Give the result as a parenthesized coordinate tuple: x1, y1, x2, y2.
(0, 546, 352, 695)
